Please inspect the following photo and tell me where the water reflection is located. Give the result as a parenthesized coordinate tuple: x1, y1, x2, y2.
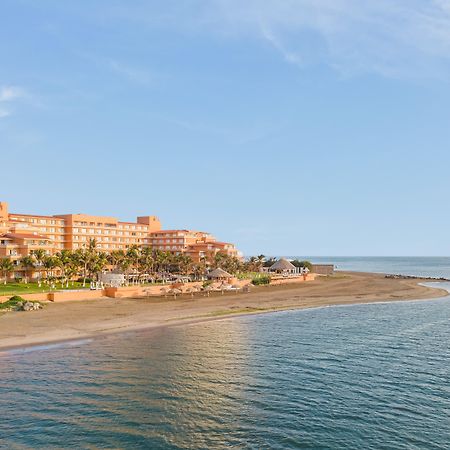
(2, 296, 450, 449)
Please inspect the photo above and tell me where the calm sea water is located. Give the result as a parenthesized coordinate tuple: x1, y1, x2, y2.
(2, 259, 450, 449)
(297, 256, 450, 278)
(2, 296, 450, 449)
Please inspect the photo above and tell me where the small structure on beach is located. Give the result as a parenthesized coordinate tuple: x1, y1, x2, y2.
(99, 272, 125, 288)
(207, 268, 233, 281)
(269, 258, 298, 275)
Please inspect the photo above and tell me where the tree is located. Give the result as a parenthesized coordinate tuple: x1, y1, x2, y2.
(0, 258, 14, 284)
(74, 248, 92, 287)
(20, 255, 35, 283)
(43, 255, 59, 283)
(108, 250, 126, 272)
(30, 248, 47, 286)
(291, 260, 313, 272)
(138, 247, 155, 283)
(54, 250, 73, 288)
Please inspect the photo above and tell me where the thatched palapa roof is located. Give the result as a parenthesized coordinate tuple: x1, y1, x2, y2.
(270, 258, 296, 271)
(207, 268, 233, 279)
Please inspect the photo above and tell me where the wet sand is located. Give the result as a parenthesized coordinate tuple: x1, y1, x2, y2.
(0, 272, 448, 351)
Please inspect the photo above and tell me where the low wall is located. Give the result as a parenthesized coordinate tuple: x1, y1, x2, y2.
(0, 290, 106, 303)
(270, 274, 316, 286)
(48, 290, 106, 302)
(311, 264, 335, 275)
(104, 282, 206, 298)
(0, 293, 49, 303)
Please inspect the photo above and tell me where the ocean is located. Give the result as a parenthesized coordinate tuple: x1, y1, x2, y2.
(1, 257, 450, 449)
(298, 256, 450, 279)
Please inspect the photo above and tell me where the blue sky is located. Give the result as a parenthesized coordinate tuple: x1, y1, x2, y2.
(1, 0, 450, 256)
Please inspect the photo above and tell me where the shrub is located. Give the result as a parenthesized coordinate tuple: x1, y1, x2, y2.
(0, 295, 26, 310)
(291, 260, 313, 271)
(0, 295, 43, 311)
(251, 275, 271, 285)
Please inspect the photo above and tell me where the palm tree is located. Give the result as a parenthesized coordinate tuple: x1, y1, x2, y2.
(43, 255, 59, 287)
(126, 245, 141, 284)
(175, 254, 193, 275)
(91, 252, 109, 281)
(54, 250, 73, 288)
(108, 250, 126, 272)
(0, 258, 14, 284)
(138, 247, 155, 283)
(31, 248, 47, 286)
(20, 255, 35, 283)
(75, 248, 91, 287)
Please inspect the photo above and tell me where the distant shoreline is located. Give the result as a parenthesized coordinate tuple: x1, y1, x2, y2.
(0, 271, 448, 353)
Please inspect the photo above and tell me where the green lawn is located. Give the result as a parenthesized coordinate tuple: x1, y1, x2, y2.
(0, 282, 88, 296)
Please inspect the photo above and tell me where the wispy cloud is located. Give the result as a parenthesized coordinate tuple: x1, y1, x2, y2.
(0, 85, 25, 102)
(107, 59, 154, 85)
(204, 0, 450, 78)
(0, 85, 26, 118)
(108, 0, 450, 79)
(77, 51, 156, 86)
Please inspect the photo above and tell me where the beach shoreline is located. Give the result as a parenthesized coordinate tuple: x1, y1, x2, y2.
(0, 271, 448, 353)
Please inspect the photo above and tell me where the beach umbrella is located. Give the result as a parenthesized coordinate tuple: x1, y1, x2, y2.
(168, 288, 182, 298)
(204, 285, 214, 297)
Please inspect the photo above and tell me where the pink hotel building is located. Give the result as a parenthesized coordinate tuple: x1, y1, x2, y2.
(0, 201, 242, 267)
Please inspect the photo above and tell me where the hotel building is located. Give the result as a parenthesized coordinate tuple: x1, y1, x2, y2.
(0, 201, 241, 276)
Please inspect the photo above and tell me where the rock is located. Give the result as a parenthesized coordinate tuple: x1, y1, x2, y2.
(23, 301, 37, 311)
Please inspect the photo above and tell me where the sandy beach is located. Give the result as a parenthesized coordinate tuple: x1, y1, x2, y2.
(0, 272, 448, 352)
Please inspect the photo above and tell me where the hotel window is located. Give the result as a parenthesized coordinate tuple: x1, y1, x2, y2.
(81, 228, 87, 233)
(73, 228, 78, 232)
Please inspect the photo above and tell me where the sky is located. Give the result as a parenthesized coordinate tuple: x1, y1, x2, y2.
(1, 0, 450, 256)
